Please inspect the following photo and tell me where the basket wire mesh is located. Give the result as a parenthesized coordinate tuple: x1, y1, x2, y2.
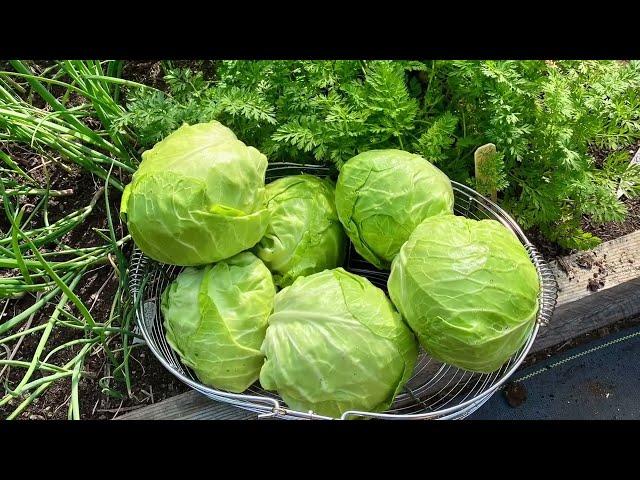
(129, 162, 558, 420)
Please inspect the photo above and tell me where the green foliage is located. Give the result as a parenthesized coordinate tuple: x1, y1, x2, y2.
(119, 60, 419, 167)
(415, 112, 458, 163)
(598, 150, 640, 200)
(438, 60, 640, 249)
(0, 60, 143, 420)
(120, 60, 640, 249)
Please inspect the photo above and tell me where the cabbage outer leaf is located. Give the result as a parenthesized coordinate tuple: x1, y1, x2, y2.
(256, 175, 346, 287)
(260, 268, 417, 418)
(161, 252, 275, 393)
(388, 215, 540, 373)
(335, 149, 454, 270)
(121, 121, 269, 266)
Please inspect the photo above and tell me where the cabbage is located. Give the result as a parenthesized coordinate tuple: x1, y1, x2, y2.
(161, 252, 275, 393)
(255, 175, 346, 287)
(335, 149, 454, 270)
(388, 215, 540, 373)
(121, 121, 269, 266)
(259, 268, 418, 418)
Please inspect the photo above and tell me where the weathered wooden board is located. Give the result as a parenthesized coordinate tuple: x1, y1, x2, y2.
(550, 230, 640, 306)
(117, 230, 640, 420)
(532, 277, 640, 353)
(532, 230, 640, 353)
(117, 390, 257, 420)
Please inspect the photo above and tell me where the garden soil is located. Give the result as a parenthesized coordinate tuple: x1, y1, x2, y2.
(0, 145, 188, 420)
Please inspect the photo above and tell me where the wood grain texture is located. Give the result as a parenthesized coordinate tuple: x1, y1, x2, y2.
(551, 230, 640, 306)
(117, 390, 257, 420)
(530, 229, 640, 353)
(532, 277, 640, 353)
(118, 230, 640, 420)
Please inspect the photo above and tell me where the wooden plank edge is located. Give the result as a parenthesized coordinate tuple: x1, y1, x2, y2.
(536, 229, 640, 353)
(117, 390, 257, 420)
(532, 277, 640, 354)
(552, 230, 640, 306)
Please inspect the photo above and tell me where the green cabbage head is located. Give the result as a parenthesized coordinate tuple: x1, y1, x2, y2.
(259, 268, 418, 418)
(121, 121, 269, 266)
(335, 149, 454, 270)
(255, 175, 346, 287)
(161, 252, 275, 393)
(388, 215, 540, 373)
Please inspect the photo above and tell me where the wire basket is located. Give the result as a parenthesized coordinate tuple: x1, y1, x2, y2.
(129, 162, 558, 420)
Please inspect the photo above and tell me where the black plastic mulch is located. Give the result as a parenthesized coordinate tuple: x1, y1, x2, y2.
(469, 324, 640, 420)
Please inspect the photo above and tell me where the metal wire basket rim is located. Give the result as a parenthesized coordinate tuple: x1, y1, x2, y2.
(133, 290, 541, 420)
(338, 323, 541, 420)
(451, 181, 527, 240)
(130, 174, 557, 420)
(132, 313, 281, 411)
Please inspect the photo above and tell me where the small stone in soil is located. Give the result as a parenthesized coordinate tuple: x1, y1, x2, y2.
(575, 253, 595, 269)
(504, 382, 528, 408)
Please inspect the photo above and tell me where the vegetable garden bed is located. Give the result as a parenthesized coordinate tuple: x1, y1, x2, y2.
(2, 60, 640, 420)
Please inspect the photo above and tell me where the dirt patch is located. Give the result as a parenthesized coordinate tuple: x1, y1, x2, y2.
(581, 142, 640, 242)
(0, 250, 187, 420)
(569, 251, 610, 292)
(525, 195, 640, 264)
(89, 347, 189, 419)
(120, 60, 217, 93)
(121, 61, 165, 90)
(523, 227, 571, 259)
(587, 276, 605, 292)
(0, 341, 188, 420)
(504, 381, 528, 407)
(582, 197, 640, 243)
(584, 380, 613, 398)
